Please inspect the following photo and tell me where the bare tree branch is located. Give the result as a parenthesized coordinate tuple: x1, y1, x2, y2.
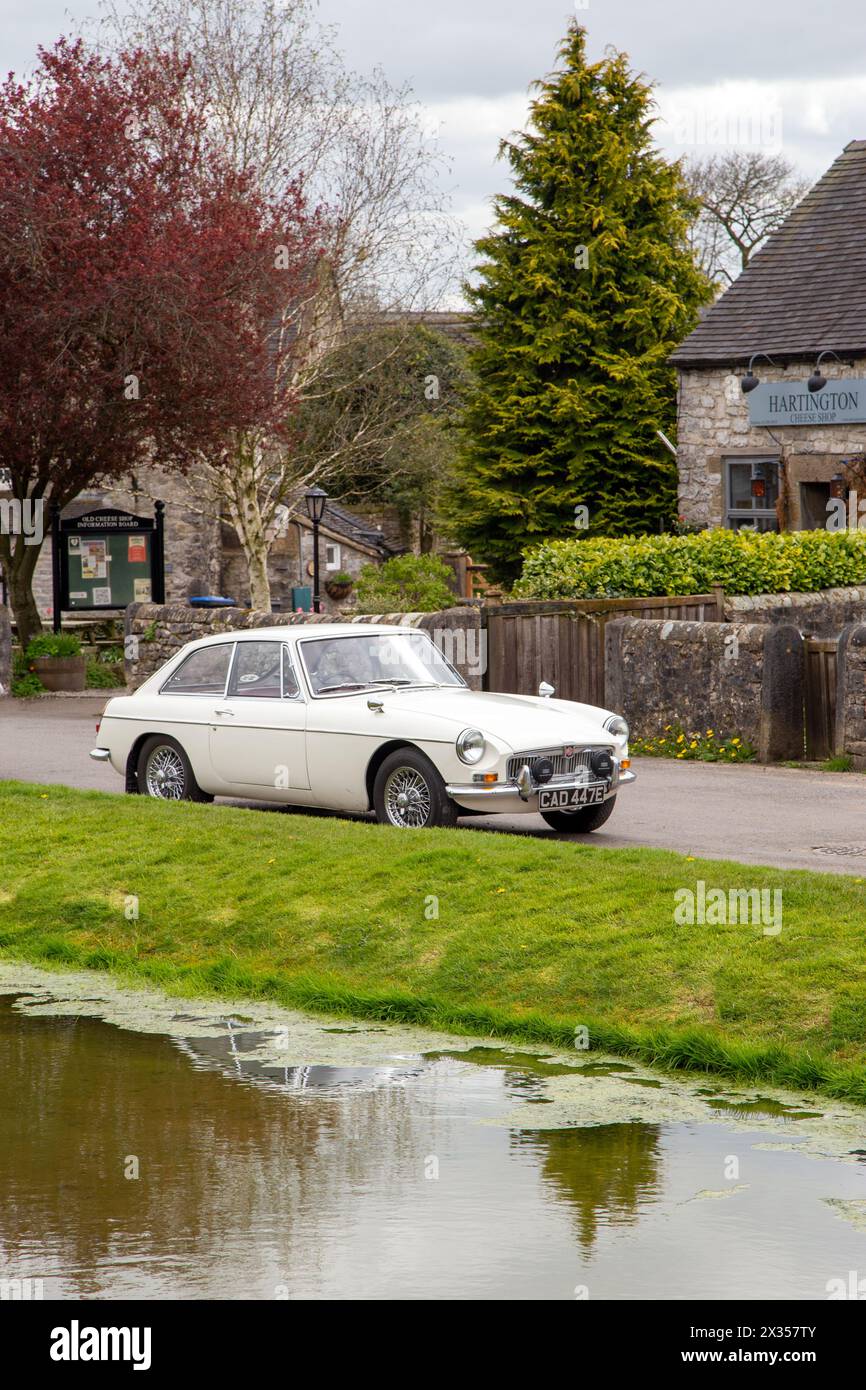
(684, 151, 811, 290)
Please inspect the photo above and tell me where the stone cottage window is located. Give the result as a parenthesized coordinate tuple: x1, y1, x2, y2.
(724, 457, 780, 531)
(325, 542, 342, 570)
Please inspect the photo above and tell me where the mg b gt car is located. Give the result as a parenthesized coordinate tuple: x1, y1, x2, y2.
(91, 624, 634, 832)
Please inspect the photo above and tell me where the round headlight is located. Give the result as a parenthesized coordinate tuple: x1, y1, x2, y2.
(456, 728, 485, 765)
(604, 715, 629, 740)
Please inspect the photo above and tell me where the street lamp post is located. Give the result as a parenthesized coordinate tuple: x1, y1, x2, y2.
(304, 486, 328, 613)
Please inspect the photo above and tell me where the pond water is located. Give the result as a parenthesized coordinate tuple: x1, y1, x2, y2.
(2, 961, 866, 1301)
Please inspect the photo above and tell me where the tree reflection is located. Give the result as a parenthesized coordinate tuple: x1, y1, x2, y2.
(514, 1124, 664, 1251)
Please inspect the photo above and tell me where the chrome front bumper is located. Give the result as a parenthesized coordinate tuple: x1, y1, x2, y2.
(445, 766, 635, 813)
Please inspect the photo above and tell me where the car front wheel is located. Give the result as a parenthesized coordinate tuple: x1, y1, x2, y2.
(541, 794, 616, 834)
(373, 748, 458, 829)
(136, 735, 213, 803)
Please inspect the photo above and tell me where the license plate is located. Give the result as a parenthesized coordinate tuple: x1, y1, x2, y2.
(538, 784, 606, 811)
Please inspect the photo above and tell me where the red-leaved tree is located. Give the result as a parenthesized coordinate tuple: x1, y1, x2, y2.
(0, 38, 321, 645)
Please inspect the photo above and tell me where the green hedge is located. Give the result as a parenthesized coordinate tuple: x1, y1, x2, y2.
(515, 529, 866, 600)
(355, 553, 457, 613)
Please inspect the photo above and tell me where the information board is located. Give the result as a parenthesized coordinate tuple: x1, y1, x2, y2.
(52, 505, 165, 630)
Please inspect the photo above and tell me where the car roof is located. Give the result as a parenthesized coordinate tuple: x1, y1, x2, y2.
(190, 623, 419, 648)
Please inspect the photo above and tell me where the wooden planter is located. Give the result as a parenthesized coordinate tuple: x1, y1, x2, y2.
(32, 655, 86, 692)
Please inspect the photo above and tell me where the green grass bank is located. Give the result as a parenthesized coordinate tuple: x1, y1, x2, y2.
(2, 781, 866, 1101)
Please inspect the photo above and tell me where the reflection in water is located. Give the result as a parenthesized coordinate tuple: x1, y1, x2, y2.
(514, 1125, 663, 1251)
(424, 1046, 587, 1079)
(0, 997, 434, 1298)
(706, 1096, 823, 1121)
(3, 990, 866, 1300)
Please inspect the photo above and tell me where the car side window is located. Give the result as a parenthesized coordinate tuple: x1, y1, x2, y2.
(227, 641, 283, 699)
(161, 644, 233, 695)
(281, 645, 301, 699)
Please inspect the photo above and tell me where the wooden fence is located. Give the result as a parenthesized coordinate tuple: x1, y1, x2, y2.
(803, 636, 839, 760)
(484, 590, 725, 705)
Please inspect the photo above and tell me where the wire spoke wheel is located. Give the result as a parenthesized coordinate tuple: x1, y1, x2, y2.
(383, 765, 433, 828)
(145, 745, 187, 800)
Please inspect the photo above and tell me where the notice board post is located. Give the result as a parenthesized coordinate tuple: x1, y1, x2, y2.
(52, 502, 166, 633)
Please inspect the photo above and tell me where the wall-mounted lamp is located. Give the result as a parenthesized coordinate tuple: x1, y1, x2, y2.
(740, 352, 780, 394)
(807, 350, 844, 394)
(829, 471, 846, 499)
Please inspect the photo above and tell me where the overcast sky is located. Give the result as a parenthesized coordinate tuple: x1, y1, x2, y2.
(3, 0, 864, 288)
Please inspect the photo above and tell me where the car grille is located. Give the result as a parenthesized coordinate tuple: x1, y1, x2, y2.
(506, 746, 612, 783)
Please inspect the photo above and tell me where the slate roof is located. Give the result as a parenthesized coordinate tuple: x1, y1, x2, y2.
(293, 494, 397, 555)
(670, 140, 866, 368)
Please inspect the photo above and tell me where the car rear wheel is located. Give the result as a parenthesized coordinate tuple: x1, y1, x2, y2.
(136, 735, 213, 803)
(373, 748, 458, 829)
(541, 794, 616, 834)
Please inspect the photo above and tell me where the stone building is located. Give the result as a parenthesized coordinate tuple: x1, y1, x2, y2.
(671, 139, 866, 533)
(19, 475, 395, 621)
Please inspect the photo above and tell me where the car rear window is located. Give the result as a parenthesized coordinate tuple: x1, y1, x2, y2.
(161, 644, 233, 695)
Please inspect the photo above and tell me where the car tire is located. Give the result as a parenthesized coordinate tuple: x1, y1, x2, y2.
(541, 794, 616, 834)
(373, 747, 459, 829)
(136, 735, 213, 803)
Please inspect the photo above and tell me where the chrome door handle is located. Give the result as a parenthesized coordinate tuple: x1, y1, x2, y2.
(213, 708, 235, 716)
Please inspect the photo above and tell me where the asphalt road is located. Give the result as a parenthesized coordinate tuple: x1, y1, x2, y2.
(2, 694, 865, 875)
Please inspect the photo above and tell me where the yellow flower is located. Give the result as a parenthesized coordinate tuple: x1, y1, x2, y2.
(664, 724, 672, 731)
(730, 751, 737, 758)
(659, 738, 666, 745)
(677, 751, 685, 758)
(677, 733, 685, 744)
(731, 737, 741, 746)
(706, 729, 714, 737)
(685, 855, 696, 861)
(689, 741, 698, 749)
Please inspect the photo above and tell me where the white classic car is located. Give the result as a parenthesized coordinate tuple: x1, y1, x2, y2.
(91, 624, 634, 832)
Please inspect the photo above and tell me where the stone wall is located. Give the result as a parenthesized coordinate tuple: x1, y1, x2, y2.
(725, 585, 866, 636)
(21, 470, 221, 624)
(124, 602, 484, 690)
(835, 624, 866, 768)
(677, 357, 866, 530)
(605, 617, 804, 761)
(0, 605, 11, 697)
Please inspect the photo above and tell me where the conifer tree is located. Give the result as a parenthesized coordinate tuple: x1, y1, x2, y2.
(448, 24, 712, 583)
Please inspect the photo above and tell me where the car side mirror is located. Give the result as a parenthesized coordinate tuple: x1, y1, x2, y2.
(539, 681, 555, 699)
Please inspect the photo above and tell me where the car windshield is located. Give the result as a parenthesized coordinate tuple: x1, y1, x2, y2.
(300, 632, 465, 696)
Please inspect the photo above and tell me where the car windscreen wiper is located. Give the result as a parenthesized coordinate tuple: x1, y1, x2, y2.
(316, 682, 372, 693)
(316, 679, 434, 693)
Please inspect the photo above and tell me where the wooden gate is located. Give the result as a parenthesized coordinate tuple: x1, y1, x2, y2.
(804, 636, 838, 760)
(485, 592, 724, 704)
